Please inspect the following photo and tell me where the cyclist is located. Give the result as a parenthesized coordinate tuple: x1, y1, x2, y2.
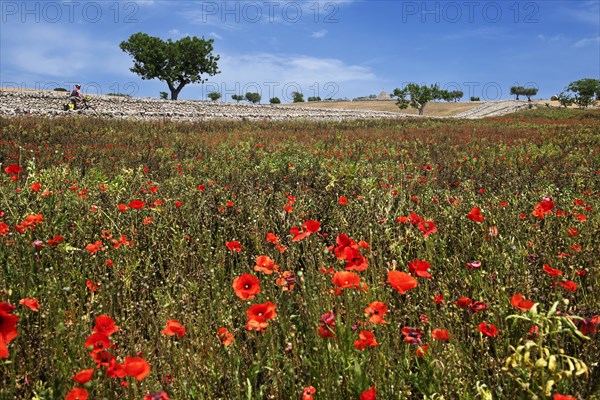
(70, 84, 83, 109)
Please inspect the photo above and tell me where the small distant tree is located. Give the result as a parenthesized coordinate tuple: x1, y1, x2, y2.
(392, 83, 441, 115)
(470, 96, 480, 101)
(159, 91, 168, 100)
(245, 92, 261, 104)
(510, 86, 525, 100)
(557, 91, 574, 108)
(231, 94, 244, 103)
(269, 97, 281, 104)
(439, 90, 463, 102)
(523, 87, 538, 101)
(566, 78, 600, 108)
(292, 91, 304, 103)
(54, 87, 67, 92)
(307, 96, 321, 102)
(208, 92, 221, 101)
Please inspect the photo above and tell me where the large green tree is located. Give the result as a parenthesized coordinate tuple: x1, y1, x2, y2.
(566, 78, 600, 108)
(393, 83, 441, 115)
(120, 33, 220, 100)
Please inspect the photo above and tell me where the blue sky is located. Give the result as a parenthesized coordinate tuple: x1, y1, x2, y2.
(1, 0, 599, 102)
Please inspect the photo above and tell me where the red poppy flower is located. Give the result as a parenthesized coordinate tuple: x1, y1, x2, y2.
(543, 264, 562, 276)
(477, 322, 498, 337)
(266, 232, 279, 244)
(354, 330, 379, 350)
(246, 301, 277, 331)
(431, 328, 451, 341)
(338, 196, 348, 205)
(161, 320, 186, 338)
(117, 203, 128, 212)
(72, 369, 94, 384)
(511, 294, 535, 311)
(86, 280, 99, 292)
(128, 199, 145, 209)
(122, 356, 151, 380)
(408, 213, 422, 225)
(433, 293, 445, 304)
(217, 327, 235, 346)
(317, 310, 336, 338)
(92, 350, 116, 367)
(233, 273, 261, 299)
(578, 316, 599, 336)
(302, 386, 316, 400)
(470, 301, 487, 313)
(85, 240, 106, 255)
(254, 255, 279, 274)
(0, 302, 19, 359)
(401, 327, 424, 344)
(332, 271, 361, 290)
(418, 220, 437, 237)
(467, 207, 484, 222)
(85, 332, 112, 354)
(30, 182, 41, 192)
(558, 280, 577, 292)
(416, 344, 429, 357)
(46, 234, 64, 246)
(19, 297, 40, 312)
(365, 301, 388, 324)
(454, 296, 472, 308)
(93, 315, 119, 337)
(532, 200, 555, 219)
(0, 222, 9, 237)
(408, 259, 432, 279)
(4, 164, 22, 175)
(65, 387, 88, 400)
(106, 358, 127, 379)
(387, 271, 417, 294)
(226, 241, 242, 253)
(360, 386, 376, 400)
(553, 395, 576, 400)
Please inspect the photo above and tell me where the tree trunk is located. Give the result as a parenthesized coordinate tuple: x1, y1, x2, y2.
(418, 105, 425, 115)
(167, 81, 186, 100)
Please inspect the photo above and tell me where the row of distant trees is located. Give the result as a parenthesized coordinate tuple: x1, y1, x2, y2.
(392, 80, 600, 115)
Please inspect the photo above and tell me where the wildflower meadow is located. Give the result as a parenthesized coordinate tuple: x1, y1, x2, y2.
(0, 108, 598, 399)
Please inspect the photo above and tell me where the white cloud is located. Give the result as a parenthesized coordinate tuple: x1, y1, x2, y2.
(311, 30, 328, 38)
(168, 29, 181, 36)
(1, 24, 133, 80)
(573, 36, 600, 48)
(209, 32, 223, 40)
(564, 1, 600, 25)
(184, 52, 380, 101)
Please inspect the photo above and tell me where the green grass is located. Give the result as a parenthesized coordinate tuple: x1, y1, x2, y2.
(0, 114, 598, 400)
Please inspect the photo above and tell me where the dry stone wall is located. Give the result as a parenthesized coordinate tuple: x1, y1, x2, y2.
(0, 90, 407, 121)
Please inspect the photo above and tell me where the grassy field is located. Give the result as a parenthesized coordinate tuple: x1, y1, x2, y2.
(277, 99, 570, 116)
(0, 110, 599, 400)
(279, 99, 479, 116)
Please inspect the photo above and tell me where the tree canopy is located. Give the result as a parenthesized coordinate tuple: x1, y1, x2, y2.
(393, 83, 441, 115)
(566, 78, 600, 108)
(120, 33, 220, 100)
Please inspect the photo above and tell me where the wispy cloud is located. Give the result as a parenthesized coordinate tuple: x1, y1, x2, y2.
(209, 32, 223, 40)
(563, 1, 600, 24)
(311, 30, 328, 38)
(573, 35, 600, 48)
